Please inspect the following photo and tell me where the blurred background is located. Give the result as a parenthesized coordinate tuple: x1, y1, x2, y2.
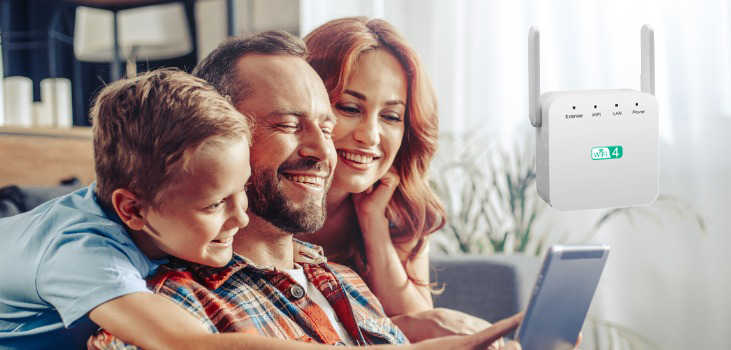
(1, 0, 729, 349)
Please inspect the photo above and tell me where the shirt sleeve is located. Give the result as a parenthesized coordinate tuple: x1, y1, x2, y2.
(36, 227, 154, 327)
(87, 329, 141, 350)
(86, 270, 219, 350)
(154, 273, 219, 333)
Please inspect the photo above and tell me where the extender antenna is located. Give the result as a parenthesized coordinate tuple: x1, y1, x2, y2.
(528, 26, 541, 127)
(641, 24, 655, 96)
(529, 25, 655, 126)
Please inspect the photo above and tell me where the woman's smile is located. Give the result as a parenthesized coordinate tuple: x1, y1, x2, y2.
(337, 149, 381, 170)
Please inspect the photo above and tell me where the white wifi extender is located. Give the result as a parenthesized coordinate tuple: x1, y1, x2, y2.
(529, 25, 659, 211)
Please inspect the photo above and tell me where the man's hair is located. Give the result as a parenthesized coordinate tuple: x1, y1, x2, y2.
(192, 30, 307, 106)
(91, 68, 251, 210)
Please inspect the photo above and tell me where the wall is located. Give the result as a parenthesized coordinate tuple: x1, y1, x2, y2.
(195, 0, 299, 62)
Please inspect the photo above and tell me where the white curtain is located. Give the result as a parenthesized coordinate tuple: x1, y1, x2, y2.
(300, 1, 731, 349)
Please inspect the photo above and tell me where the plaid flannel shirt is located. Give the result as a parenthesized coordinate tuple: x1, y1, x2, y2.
(88, 239, 407, 348)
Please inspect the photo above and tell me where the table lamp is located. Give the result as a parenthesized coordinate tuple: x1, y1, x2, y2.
(73, 2, 192, 79)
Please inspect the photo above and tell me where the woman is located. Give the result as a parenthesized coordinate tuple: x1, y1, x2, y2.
(303, 16, 444, 317)
(302, 19, 503, 344)
(303, 17, 503, 343)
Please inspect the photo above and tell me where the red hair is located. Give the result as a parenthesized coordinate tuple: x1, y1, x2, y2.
(305, 17, 446, 283)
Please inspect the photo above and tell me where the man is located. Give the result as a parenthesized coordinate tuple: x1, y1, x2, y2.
(91, 31, 521, 349)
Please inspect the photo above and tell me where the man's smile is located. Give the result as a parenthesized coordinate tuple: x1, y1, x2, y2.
(282, 172, 328, 191)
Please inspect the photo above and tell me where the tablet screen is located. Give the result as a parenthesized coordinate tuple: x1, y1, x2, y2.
(515, 244, 610, 350)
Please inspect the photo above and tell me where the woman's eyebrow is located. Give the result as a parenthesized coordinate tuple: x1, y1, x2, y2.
(344, 89, 405, 106)
(344, 89, 366, 101)
(384, 100, 405, 106)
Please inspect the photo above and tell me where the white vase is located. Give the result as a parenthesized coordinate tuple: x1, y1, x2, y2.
(3, 76, 33, 128)
(0, 32, 5, 127)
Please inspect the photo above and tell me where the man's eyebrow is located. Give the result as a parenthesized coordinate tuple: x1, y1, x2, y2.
(344, 89, 405, 107)
(266, 109, 307, 119)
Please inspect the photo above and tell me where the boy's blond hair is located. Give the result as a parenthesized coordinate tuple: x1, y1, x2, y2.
(91, 69, 251, 210)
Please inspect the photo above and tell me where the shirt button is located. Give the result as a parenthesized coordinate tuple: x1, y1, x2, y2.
(334, 341, 347, 346)
(290, 284, 305, 299)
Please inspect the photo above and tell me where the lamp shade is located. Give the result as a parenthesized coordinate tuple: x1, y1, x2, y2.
(73, 3, 192, 62)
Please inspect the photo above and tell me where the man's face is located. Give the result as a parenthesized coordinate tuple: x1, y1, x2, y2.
(235, 54, 337, 234)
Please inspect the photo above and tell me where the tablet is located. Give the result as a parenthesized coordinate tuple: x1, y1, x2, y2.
(515, 244, 610, 350)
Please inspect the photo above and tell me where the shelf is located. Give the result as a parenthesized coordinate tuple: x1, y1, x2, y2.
(0, 126, 92, 140)
(1, 126, 95, 187)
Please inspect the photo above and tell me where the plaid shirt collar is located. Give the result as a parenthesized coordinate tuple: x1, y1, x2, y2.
(161, 239, 328, 290)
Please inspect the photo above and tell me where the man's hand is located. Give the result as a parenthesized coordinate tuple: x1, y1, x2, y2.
(391, 308, 497, 342)
(413, 313, 523, 350)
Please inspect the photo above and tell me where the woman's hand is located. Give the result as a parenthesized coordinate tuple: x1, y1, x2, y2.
(351, 167, 433, 315)
(391, 308, 500, 345)
(352, 167, 400, 239)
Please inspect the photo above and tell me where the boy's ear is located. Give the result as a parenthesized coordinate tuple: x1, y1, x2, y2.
(111, 189, 148, 231)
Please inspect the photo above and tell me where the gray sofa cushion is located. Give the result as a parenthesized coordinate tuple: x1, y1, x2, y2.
(431, 254, 541, 324)
(0, 179, 82, 218)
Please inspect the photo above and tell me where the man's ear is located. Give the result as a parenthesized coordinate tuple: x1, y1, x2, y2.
(111, 189, 148, 231)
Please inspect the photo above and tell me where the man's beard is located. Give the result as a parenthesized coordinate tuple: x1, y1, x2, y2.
(247, 158, 331, 234)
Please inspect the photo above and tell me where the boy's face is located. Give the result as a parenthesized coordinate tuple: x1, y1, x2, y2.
(141, 138, 251, 267)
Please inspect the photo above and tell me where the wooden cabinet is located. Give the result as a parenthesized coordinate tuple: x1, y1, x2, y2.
(0, 127, 95, 187)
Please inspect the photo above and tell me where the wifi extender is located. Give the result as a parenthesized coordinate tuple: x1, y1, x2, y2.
(529, 25, 659, 211)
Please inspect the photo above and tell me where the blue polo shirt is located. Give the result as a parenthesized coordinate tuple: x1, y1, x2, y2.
(0, 183, 160, 349)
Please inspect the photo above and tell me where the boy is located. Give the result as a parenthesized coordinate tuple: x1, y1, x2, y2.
(0, 69, 251, 348)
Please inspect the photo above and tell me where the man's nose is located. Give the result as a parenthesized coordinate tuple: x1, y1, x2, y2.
(299, 126, 334, 161)
(353, 115, 380, 147)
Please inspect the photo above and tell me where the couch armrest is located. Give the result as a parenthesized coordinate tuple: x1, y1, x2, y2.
(430, 254, 541, 324)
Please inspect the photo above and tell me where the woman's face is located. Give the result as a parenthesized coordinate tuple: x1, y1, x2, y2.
(331, 48, 407, 194)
